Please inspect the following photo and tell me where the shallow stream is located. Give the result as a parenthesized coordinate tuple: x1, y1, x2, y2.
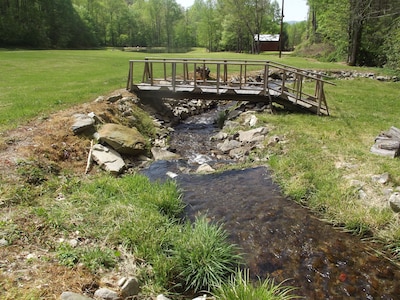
(143, 109, 400, 299)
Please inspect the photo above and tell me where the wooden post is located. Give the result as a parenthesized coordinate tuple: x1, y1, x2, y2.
(239, 64, 243, 88)
(281, 71, 286, 96)
(223, 60, 228, 83)
(163, 59, 167, 81)
(172, 62, 176, 92)
(244, 61, 247, 85)
(263, 64, 268, 96)
(183, 59, 188, 83)
(194, 63, 197, 88)
(279, 0, 285, 58)
(216, 63, 220, 94)
(127, 60, 133, 90)
(150, 61, 154, 86)
(202, 60, 206, 84)
(142, 58, 149, 83)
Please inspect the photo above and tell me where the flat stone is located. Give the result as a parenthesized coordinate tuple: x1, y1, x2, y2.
(217, 139, 242, 153)
(91, 144, 125, 174)
(94, 288, 119, 300)
(71, 114, 95, 135)
(60, 291, 93, 300)
(151, 147, 181, 161)
(237, 127, 268, 143)
(98, 123, 147, 155)
(196, 163, 215, 173)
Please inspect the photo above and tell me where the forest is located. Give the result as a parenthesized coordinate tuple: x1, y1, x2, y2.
(0, 0, 400, 69)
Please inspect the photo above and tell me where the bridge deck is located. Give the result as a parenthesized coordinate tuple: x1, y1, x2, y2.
(127, 58, 335, 115)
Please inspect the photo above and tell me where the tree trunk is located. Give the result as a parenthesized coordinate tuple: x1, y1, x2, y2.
(347, 0, 365, 66)
(347, 17, 362, 66)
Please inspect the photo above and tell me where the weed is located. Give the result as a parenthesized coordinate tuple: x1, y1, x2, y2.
(80, 247, 117, 273)
(57, 243, 117, 273)
(57, 243, 80, 267)
(16, 159, 60, 186)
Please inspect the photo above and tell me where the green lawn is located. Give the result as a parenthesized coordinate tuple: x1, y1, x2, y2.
(0, 48, 379, 132)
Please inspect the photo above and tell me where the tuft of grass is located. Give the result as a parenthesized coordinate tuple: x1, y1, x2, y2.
(57, 243, 117, 273)
(172, 216, 242, 293)
(212, 269, 298, 300)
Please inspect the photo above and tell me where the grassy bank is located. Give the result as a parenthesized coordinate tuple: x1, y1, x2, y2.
(1, 48, 400, 298)
(262, 78, 400, 251)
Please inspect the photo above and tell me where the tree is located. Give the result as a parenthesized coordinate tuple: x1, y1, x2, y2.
(219, 0, 275, 53)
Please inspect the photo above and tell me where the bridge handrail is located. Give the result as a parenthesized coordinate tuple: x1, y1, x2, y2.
(126, 58, 332, 115)
(137, 57, 336, 85)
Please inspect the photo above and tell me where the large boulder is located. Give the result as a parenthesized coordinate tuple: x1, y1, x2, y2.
(98, 123, 147, 155)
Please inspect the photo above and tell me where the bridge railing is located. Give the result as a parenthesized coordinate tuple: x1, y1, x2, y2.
(127, 58, 335, 115)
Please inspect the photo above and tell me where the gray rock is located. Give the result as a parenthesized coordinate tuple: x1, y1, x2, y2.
(71, 114, 95, 135)
(157, 295, 171, 300)
(107, 93, 123, 103)
(229, 146, 252, 159)
(120, 277, 140, 298)
(0, 238, 8, 246)
(217, 139, 242, 153)
(94, 288, 119, 300)
(237, 127, 268, 143)
(210, 132, 228, 141)
(223, 120, 240, 130)
(61, 291, 93, 300)
(91, 144, 125, 174)
(389, 192, 400, 213)
(151, 147, 181, 161)
(196, 163, 215, 173)
(98, 123, 147, 155)
(371, 173, 390, 185)
(242, 114, 258, 127)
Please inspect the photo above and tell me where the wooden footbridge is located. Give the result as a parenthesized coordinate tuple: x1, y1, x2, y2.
(126, 58, 335, 115)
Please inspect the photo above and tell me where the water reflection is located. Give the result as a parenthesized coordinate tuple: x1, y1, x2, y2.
(178, 167, 400, 299)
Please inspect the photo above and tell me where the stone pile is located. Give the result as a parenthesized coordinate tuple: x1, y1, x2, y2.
(370, 126, 400, 158)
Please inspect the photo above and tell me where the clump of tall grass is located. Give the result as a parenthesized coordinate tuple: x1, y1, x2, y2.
(212, 269, 298, 300)
(171, 216, 242, 293)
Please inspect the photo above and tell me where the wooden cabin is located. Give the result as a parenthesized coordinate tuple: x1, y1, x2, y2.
(254, 34, 280, 51)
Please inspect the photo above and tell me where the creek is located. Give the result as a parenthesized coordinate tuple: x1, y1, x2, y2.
(142, 108, 400, 299)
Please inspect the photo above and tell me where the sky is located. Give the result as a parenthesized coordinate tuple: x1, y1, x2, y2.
(177, 0, 309, 22)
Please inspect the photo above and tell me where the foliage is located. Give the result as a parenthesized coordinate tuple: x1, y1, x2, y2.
(305, 0, 400, 67)
(212, 269, 297, 300)
(385, 16, 400, 70)
(0, 0, 284, 52)
(0, 0, 97, 48)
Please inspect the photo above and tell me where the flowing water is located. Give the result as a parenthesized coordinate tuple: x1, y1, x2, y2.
(143, 109, 400, 299)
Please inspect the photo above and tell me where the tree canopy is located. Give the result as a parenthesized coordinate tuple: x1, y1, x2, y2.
(0, 0, 399, 69)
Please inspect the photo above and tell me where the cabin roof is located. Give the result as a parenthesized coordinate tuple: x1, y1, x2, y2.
(254, 34, 280, 42)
